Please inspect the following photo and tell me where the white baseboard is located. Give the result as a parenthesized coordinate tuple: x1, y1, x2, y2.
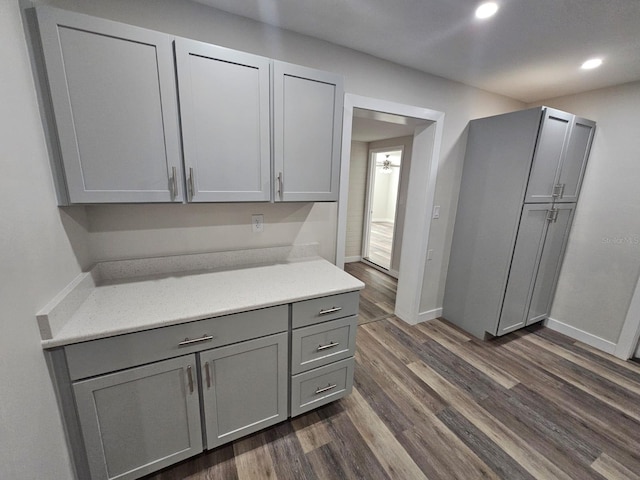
(344, 256, 362, 263)
(417, 308, 443, 324)
(545, 317, 617, 355)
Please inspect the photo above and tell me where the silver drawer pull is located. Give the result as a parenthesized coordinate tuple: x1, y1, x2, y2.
(317, 342, 340, 351)
(319, 306, 342, 316)
(178, 334, 214, 347)
(315, 383, 337, 395)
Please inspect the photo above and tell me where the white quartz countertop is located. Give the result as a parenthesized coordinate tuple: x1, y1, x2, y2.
(39, 256, 364, 348)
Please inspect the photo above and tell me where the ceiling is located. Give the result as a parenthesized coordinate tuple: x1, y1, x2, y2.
(193, 0, 640, 103)
(351, 108, 424, 142)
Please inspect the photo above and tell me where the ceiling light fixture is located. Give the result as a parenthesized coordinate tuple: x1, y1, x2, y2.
(475, 2, 499, 19)
(581, 58, 603, 70)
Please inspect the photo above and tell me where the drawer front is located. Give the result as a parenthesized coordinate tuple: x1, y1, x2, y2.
(65, 305, 288, 381)
(292, 291, 359, 328)
(291, 316, 356, 375)
(290, 357, 354, 417)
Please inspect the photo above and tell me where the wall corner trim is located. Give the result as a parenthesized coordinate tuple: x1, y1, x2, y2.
(545, 317, 617, 355)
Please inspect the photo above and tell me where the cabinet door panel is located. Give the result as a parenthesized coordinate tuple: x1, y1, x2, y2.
(73, 355, 202, 480)
(176, 40, 271, 202)
(527, 205, 575, 324)
(525, 108, 572, 203)
(37, 7, 182, 203)
(555, 118, 595, 203)
(201, 332, 288, 449)
(273, 62, 343, 201)
(497, 204, 551, 335)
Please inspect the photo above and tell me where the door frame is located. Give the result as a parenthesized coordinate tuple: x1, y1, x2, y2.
(361, 145, 404, 274)
(336, 94, 444, 325)
(614, 270, 640, 359)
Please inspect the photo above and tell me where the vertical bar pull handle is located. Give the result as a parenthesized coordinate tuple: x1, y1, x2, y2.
(171, 166, 178, 199)
(277, 172, 283, 199)
(559, 183, 566, 199)
(552, 184, 562, 198)
(189, 167, 195, 200)
(204, 362, 211, 389)
(187, 365, 194, 394)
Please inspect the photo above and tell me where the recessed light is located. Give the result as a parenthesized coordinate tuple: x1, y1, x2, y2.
(475, 2, 499, 19)
(581, 58, 603, 70)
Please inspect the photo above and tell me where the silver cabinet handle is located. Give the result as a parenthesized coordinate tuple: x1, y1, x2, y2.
(319, 306, 342, 316)
(317, 342, 340, 351)
(171, 166, 178, 199)
(204, 362, 211, 389)
(189, 167, 195, 200)
(552, 184, 562, 198)
(546, 208, 559, 223)
(559, 183, 566, 199)
(277, 172, 283, 199)
(178, 334, 214, 347)
(315, 383, 337, 395)
(187, 365, 194, 394)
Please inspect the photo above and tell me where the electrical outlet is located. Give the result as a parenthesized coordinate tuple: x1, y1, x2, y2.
(432, 205, 440, 219)
(252, 214, 264, 233)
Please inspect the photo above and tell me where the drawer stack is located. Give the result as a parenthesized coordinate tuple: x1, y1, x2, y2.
(290, 292, 358, 416)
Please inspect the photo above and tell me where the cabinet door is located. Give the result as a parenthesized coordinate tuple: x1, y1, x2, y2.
(496, 204, 552, 336)
(273, 61, 343, 202)
(73, 355, 202, 480)
(525, 108, 573, 203)
(554, 117, 595, 203)
(200, 332, 288, 449)
(175, 39, 271, 202)
(36, 7, 183, 203)
(527, 204, 575, 324)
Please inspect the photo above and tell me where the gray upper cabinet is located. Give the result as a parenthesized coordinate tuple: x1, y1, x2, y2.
(175, 39, 271, 202)
(200, 332, 288, 448)
(555, 117, 596, 203)
(73, 355, 202, 480)
(273, 61, 343, 202)
(525, 108, 595, 204)
(36, 7, 183, 204)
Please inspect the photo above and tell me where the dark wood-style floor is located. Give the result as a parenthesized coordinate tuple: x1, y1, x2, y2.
(146, 263, 640, 480)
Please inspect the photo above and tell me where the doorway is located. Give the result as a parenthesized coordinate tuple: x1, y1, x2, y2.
(336, 95, 445, 325)
(362, 147, 403, 273)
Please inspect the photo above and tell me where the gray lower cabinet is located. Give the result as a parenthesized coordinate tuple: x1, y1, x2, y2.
(289, 292, 358, 416)
(73, 355, 202, 480)
(200, 333, 288, 448)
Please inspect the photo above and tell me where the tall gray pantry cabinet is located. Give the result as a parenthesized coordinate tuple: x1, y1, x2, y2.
(443, 107, 595, 339)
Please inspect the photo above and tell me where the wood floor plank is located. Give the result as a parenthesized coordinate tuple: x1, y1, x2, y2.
(291, 411, 332, 454)
(503, 334, 640, 422)
(591, 452, 640, 480)
(418, 321, 520, 389)
(233, 431, 277, 480)
(436, 407, 535, 480)
(304, 443, 350, 480)
(263, 422, 316, 480)
(343, 388, 428, 480)
(407, 359, 575, 480)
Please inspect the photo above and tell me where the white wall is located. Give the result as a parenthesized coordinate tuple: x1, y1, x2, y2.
(4, 0, 526, 478)
(0, 2, 90, 478)
(535, 81, 640, 344)
(345, 141, 368, 259)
